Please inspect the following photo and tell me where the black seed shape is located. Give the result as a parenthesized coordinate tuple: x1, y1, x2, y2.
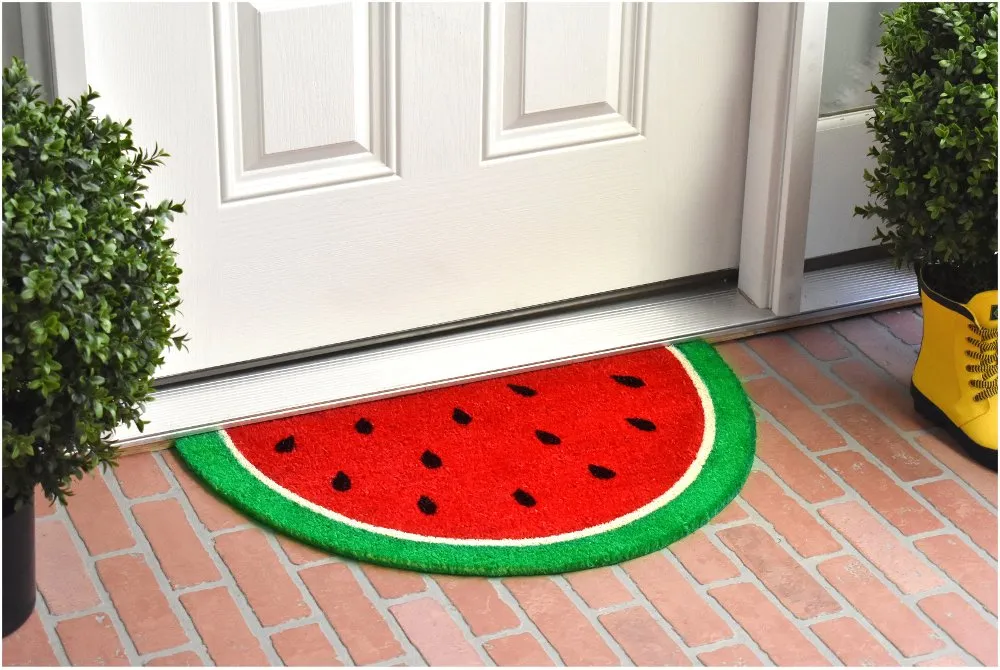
(508, 384, 538, 397)
(355, 418, 374, 435)
(535, 430, 561, 446)
(421, 450, 442, 469)
(589, 464, 617, 480)
(331, 471, 351, 492)
(626, 417, 656, 432)
(275, 435, 295, 453)
(418, 496, 437, 515)
(452, 407, 472, 425)
(512, 489, 537, 507)
(612, 374, 646, 388)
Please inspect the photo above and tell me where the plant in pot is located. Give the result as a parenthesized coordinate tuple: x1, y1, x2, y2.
(2, 58, 187, 636)
(856, 3, 997, 469)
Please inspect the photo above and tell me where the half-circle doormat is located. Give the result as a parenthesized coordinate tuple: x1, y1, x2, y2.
(175, 340, 755, 576)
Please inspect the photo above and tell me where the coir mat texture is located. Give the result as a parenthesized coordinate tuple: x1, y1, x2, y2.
(175, 340, 755, 576)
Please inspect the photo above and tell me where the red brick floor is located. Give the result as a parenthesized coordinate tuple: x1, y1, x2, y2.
(4, 308, 998, 667)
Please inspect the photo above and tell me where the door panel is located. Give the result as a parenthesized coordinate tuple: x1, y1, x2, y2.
(73, 2, 757, 377)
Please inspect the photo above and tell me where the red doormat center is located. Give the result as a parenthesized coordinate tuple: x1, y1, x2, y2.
(176, 341, 755, 575)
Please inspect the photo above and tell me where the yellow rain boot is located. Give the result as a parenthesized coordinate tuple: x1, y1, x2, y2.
(911, 271, 998, 470)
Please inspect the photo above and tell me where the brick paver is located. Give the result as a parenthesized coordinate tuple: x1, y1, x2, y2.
(709, 582, 830, 666)
(360, 564, 427, 600)
(34, 520, 101, 616)
(503, 577, 619, 666)
(5, 312, 997, 667)
(483, 633, 554, 666)
(739, 471, 842, 558)
(915, 480, 999, 559)
(95, 554, 188, 655)
(811, 616, 899, 666)
(214, 529, 310, 627)
(669, 531, 740, 584)
(64, 472, 135, 556)
(144, 651, 203, 667)
(919, 594, 998, 666)
(132, 499, 219, 589)
(698, 643, 766, 667)
(818, 556, 945, 658)
(820, 502, 944, 595)
(270, 623, 344, 666)
(791, 325, 851, 361)
(55, 614, 129, 667)
(390, 598, 483, 666)
(433, 576, 521, 637)
(598, 606, 690, 666)
(112, 453, 172, 500)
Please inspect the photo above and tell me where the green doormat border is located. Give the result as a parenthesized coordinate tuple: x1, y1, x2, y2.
(175, 340, 755, 576)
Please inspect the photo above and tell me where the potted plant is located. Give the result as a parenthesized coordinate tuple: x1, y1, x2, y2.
(856, 3, 997, 469)
(2, 58, 187, 636)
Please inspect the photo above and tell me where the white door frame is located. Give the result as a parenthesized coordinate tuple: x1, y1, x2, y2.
(737, 2, 830, 316)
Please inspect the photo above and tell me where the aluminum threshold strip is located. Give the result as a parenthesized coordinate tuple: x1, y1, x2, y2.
(114, 259, 918, 448)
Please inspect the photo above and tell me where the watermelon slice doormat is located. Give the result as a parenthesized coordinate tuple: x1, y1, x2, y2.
(175, 340, 755, 576)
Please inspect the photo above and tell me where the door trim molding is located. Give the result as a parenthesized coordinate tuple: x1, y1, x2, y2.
(114, 259, 917, 451)
(739, 2, 830, 315)
(46, 2, 87, 100)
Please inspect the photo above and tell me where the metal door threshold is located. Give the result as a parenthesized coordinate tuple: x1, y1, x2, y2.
(116, 259, 918, 450)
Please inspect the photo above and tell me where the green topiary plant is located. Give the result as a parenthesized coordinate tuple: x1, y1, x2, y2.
(2, 58, 187, 507)
(855, 2, 998, 301)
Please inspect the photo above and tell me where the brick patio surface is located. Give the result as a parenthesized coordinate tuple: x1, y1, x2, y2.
(3, 308, 997, 667)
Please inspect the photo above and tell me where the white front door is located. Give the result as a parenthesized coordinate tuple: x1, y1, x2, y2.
(67, 2, 757, 377)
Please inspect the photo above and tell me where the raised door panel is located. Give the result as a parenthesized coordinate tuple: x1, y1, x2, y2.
(483, 2, 648, 159)
(216, 1, 398, 200)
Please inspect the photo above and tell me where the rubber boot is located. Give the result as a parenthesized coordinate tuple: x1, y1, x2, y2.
(911, 272, 998, 470)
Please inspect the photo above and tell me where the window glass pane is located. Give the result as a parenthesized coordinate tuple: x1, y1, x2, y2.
(820, 2, 898, 116)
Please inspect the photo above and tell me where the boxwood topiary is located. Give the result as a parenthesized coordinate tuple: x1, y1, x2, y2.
(855, 2, 998, 301)
(2, 58, 187, 507)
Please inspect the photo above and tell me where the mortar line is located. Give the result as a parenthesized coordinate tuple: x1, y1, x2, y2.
(25, 577, 72, 666)
(611, 558, 771, 667)
(490, 578, 573, 666)
(418, 574, 498, 666)
(703, 497, 914, 666)
(749, 342, 997, 563)
(742, 403, 991, 660)
(740, 342, 863, 453)
(42, 472, 145, 667)
(150, 451, 284, 666)
(794, 323, 996, 510)
(664, 534, 843, 666)
(102, 461, 217, 666)
(549, 575, 633, 666)
(869, 309, 923, 349)
(828, 316, 918, 383)
(261, 532, 358, 666)
(340, 560, 431, 666)
(754, 392, 999, 585)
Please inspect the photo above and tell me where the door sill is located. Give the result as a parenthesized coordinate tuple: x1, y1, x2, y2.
(117, 259, 918, 451)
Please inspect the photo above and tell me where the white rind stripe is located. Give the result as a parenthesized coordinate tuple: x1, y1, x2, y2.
(220, 345, 717, 547)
